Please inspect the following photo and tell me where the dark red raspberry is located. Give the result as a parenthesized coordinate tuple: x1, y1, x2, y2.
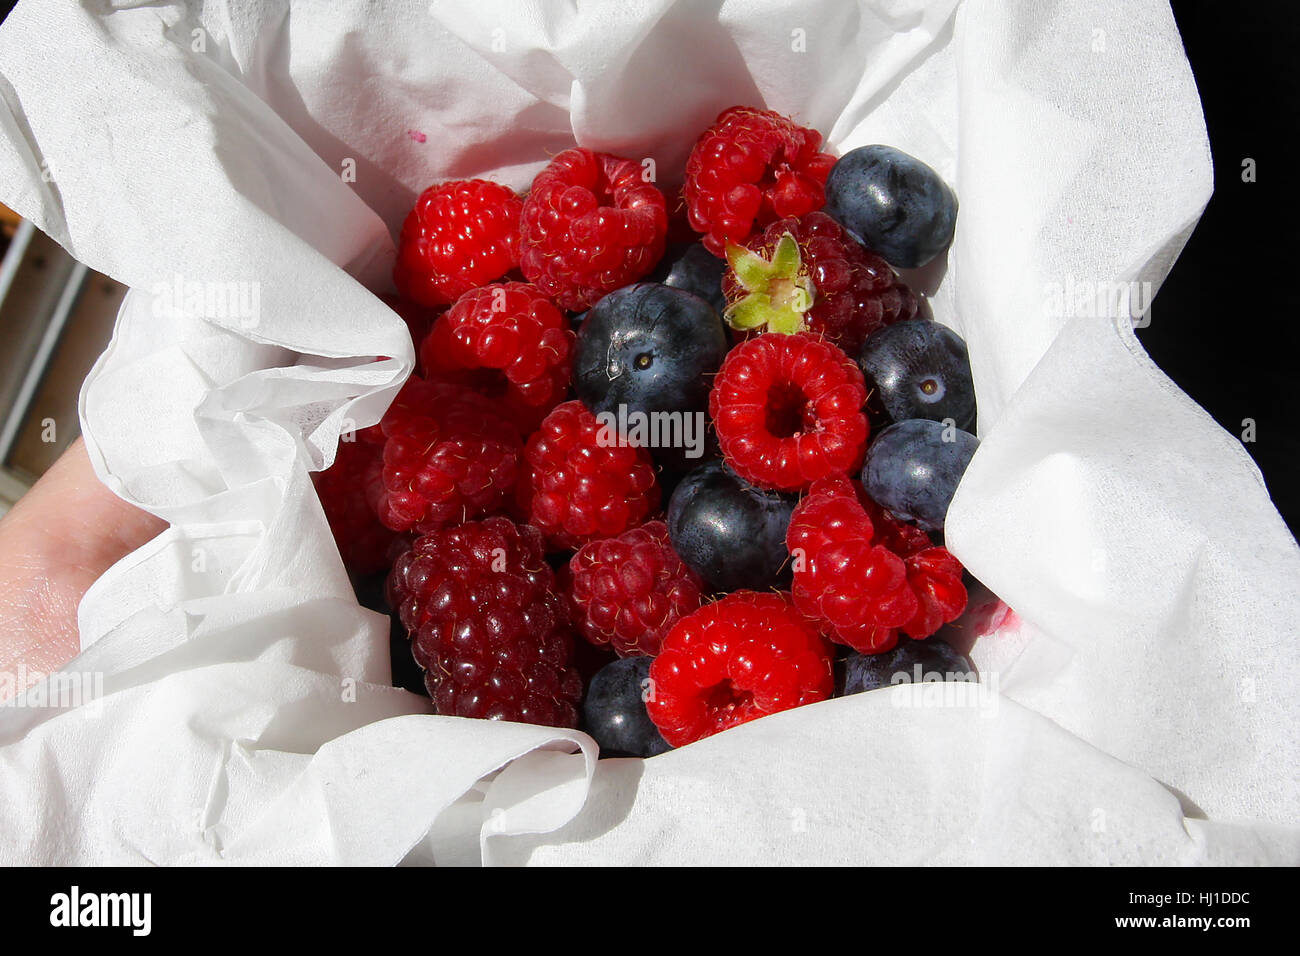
(646, 591, 833, 747)
(786, 476, 966, 653)
(721, 211, 918, 355)
(313, 435, 397, 576)
(519, 148, 668, 311)
(683, 106, 835, 257)
(393, 179, 523, 307)
(420, 282, 573, 433)
(388, 517, 581, 727)
(709, 332, 868, 492)
(563, 520, 703, 657)
(519, 400, 661, 551)
(376, 378, 522, 533)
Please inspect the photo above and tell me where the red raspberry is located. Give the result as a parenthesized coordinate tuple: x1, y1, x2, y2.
(376, 378, 522, 533)
(393, 179, 523, 307)
(388, 517, 581, 727)
(862, 494, 967, 639)
(709, 332, 868, 492)
(898, 547, 968, 638)
(519, 400, 661, 551)
(313, 435, 397, 576)
(519, 148, 668, 311)
(646, 591, 833, 747)
(420, 282, 573, 433)
(683, 106, 835, 257)
(786, 476, 966, 653)
(563, 520, 703, 657)
(722, 211, 918, 355)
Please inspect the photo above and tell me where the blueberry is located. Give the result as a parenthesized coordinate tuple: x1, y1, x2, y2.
(840, 638, 976, 696)
(574, 283, 727, 421)
(825, 145, 957, 269)
(858, 319, 976, 430)
(649, 242, 727, 315)
(667, 460, 797, 593)
(582, 656, 672, 758)
(575, 284, 727, 472)
(862, 418, 978, 532)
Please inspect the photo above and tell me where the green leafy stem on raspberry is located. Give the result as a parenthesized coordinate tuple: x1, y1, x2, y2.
(723, 231, 815, 334)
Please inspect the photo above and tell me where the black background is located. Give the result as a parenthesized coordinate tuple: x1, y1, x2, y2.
(1, 865, 1281, 936)
(1147, 1, 1299, 535)
(0, 0, 1294, 534)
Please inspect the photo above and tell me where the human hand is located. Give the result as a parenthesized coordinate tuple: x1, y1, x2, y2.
(0, 438, 167, 684)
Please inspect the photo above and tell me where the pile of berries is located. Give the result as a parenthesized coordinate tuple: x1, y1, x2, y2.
(314, 106, 1000, 756)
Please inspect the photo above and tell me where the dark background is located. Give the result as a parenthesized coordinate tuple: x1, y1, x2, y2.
(1148, 1, 1299, 534)
(0, 0, 1294, 534)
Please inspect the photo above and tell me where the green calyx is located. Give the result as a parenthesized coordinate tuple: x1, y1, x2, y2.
(723, 232, 815, 335)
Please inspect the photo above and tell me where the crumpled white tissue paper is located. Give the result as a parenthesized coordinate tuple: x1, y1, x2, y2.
(0, 0, 1296, 865)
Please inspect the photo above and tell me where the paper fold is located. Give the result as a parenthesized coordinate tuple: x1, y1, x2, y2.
(0, 0, 1295, 865)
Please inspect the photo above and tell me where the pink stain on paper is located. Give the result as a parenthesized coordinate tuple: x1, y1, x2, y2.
(407, 129, 427, 144)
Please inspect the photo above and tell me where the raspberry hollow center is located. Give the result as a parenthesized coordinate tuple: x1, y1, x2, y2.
(702, 679, 754, 720)
(765, 381, 814, 438)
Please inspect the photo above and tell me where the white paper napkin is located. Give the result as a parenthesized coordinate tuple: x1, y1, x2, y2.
(0, 0, 1295, 865)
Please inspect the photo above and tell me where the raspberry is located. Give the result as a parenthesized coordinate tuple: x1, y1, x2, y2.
(862, 493, 967, 638)
(646, 591, 833, 747)
(519, 400, 661, 551)
(683, 106, 836, 257)
(786, 476, 966, 653)
(388, 517, 581, 727)
(709, 332, 868, 492)
(313, 435, 397, 576)
(519, 148, 668, 311)
(898, 546, 968, 638)
(722, 211, 918, 355)
(393, 179, 523, 307)
(564, 520, 703, 657)
(419, 282, 573, 433)
(376, 378, 522, 533)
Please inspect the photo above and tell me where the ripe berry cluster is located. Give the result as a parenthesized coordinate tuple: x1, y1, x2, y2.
(313, 106, 999, 752)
